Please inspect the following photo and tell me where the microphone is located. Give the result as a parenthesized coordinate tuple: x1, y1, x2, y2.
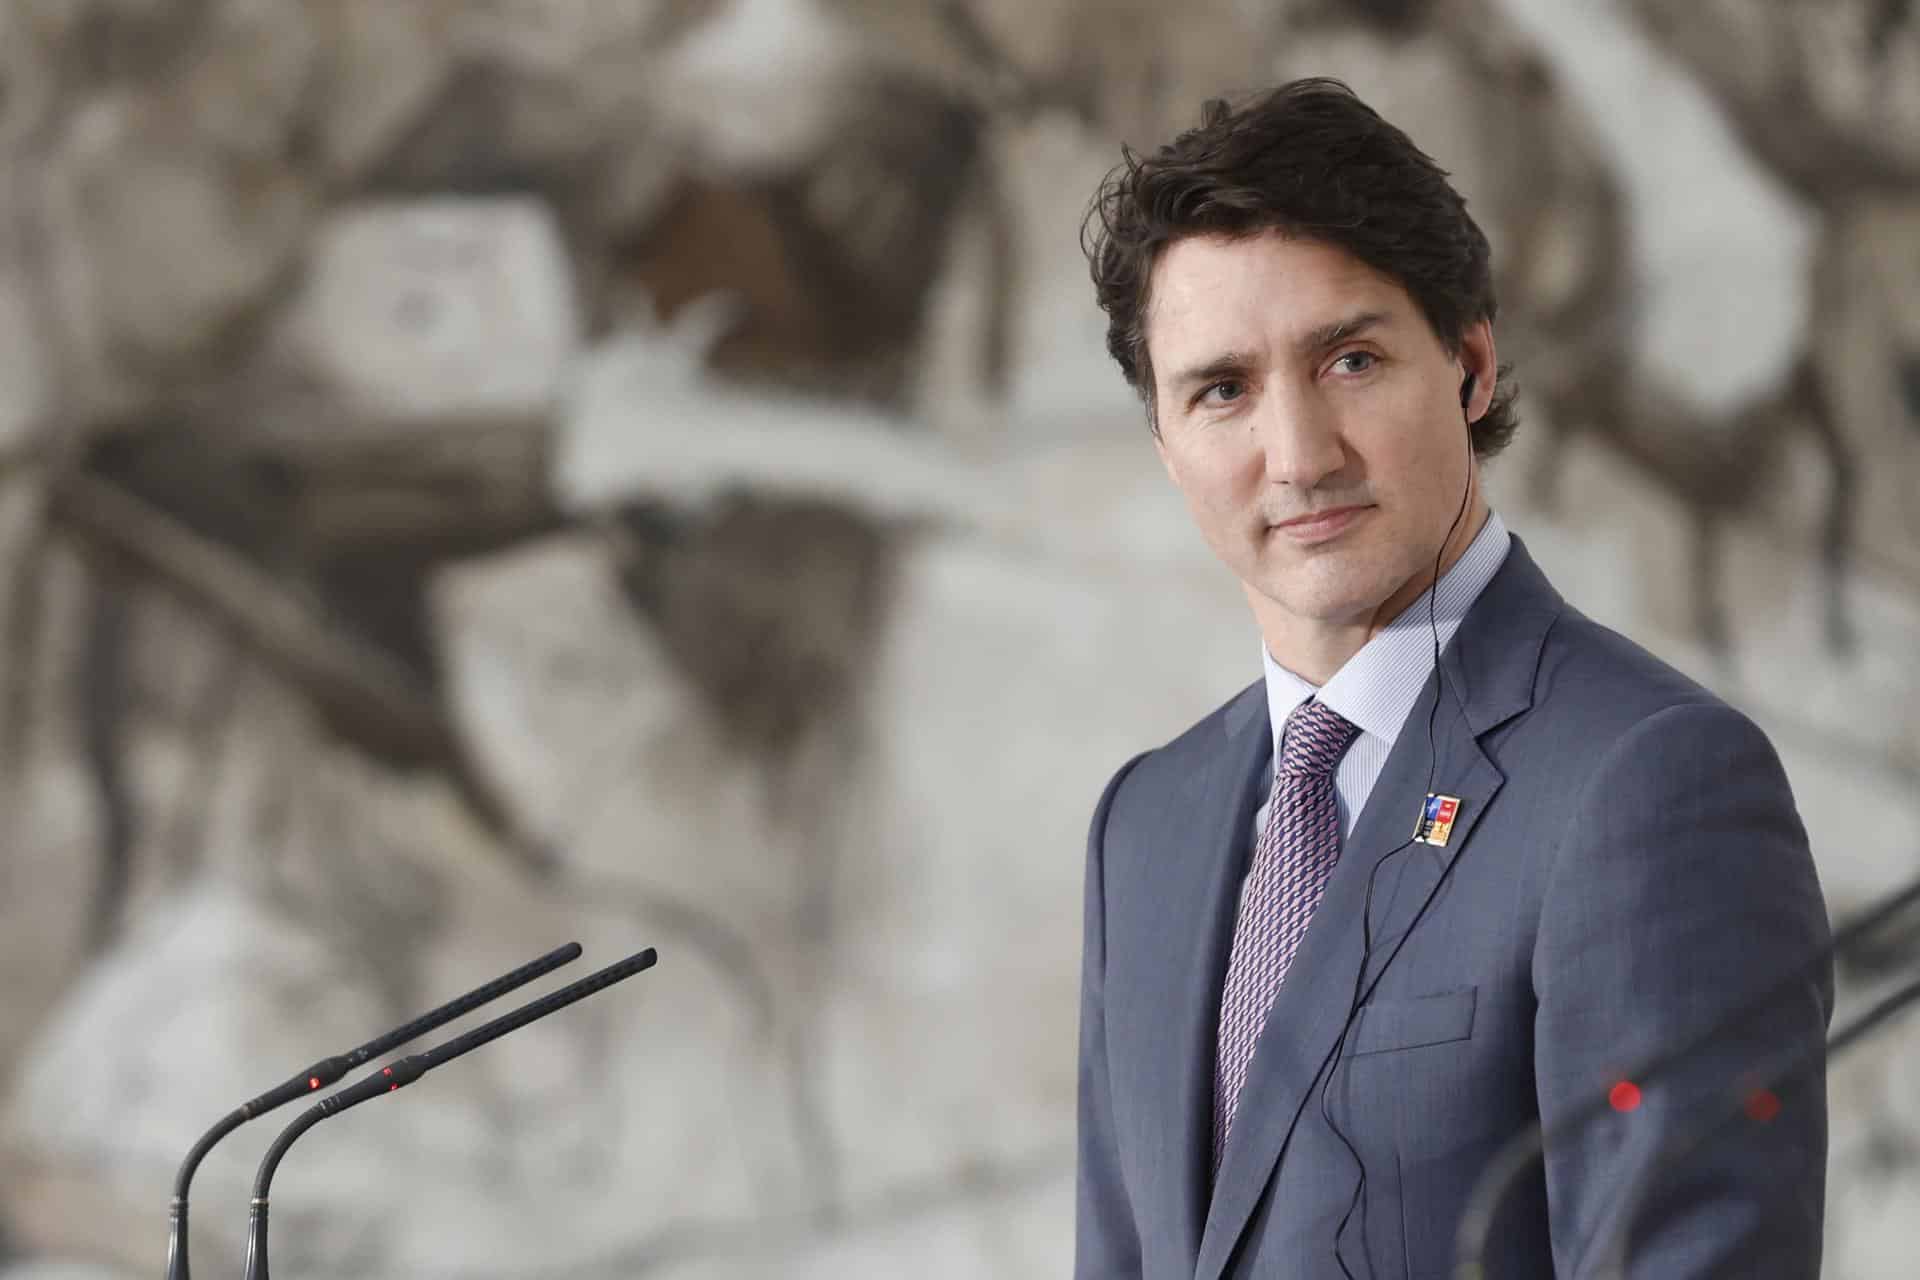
(1453, 874, 1920, 1278)
(166, 942, 583, 1280)
(242, 946, 660, 1280)
(1589, 964, 1920, 1279)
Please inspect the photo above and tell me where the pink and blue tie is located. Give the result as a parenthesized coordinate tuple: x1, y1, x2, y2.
(1212, 698, 1361, 1173)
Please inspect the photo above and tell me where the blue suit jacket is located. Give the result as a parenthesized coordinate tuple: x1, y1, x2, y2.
(1076, 536, 1832, 1279)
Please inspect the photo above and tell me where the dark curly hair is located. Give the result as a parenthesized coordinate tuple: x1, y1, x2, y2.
(1082, 78, 1518, 454)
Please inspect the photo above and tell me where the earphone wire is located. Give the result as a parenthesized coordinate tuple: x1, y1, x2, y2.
(1322, 374, 1479, 1277)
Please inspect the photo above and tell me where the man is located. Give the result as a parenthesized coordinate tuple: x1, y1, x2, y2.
(1074, 80, 1832, 1278)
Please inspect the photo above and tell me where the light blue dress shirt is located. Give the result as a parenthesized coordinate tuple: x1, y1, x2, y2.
(1252, 509, 1512, 845)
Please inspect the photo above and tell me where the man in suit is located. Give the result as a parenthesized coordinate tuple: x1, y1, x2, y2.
(1074, 80, 1832, 1278)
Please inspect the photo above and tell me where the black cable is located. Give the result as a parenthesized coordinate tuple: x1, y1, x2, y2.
(1322, 374, 1481, 1276)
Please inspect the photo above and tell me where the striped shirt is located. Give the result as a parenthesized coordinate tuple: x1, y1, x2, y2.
(1253, 509, 1511, 843)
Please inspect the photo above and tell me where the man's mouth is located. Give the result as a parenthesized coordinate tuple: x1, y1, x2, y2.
(1268, 505, 1371, 544)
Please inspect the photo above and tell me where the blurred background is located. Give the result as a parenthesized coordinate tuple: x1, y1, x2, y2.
(0, 0, 1917, 1275)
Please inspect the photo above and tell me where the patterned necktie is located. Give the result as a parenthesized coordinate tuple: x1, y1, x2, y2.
(1212, 697, 1361, 1174)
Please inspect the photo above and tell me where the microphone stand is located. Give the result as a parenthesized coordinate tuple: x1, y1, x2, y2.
(243, 946, 658, 1280)
(166, 942, 582, 1280)
(1453, 874, 1920, 1278)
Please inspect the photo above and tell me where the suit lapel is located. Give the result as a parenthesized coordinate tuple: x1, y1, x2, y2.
(1355, 713, 1501, 994)
(1150, 681, 1272, 1271)
(1192, 536, 1562, 1280)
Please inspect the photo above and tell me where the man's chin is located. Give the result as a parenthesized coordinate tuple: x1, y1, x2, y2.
(1245, 570, 1393, 628)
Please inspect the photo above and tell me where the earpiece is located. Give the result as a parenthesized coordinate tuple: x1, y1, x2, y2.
(1459, 371, 1477, 411)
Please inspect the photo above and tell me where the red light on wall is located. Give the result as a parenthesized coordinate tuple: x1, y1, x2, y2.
(1609, 1080, 1642, 1113)
(1745, 1088, 1781, 1124)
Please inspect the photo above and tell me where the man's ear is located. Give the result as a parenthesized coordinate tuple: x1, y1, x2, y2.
(1461, 318, 1497, 418)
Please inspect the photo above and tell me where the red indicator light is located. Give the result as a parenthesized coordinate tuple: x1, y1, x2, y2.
(308, 1077, 321, 1090)
(1609, 1081, 1642, 1113)
(382, 1067, 393, 1077)
(1745, 1089, 1781, 1124)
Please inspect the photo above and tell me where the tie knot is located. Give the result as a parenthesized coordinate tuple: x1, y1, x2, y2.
(1279, 699, 1359, 777)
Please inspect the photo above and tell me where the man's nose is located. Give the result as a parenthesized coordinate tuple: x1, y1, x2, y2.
(1254, 392, 1346, 490)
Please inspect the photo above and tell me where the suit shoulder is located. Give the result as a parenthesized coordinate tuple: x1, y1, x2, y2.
(1130, 677, 1262, 776)
(1531, 606, 1745, 740)
(1502, 608, 1798, 818)
(1094, 679, 1263, 821)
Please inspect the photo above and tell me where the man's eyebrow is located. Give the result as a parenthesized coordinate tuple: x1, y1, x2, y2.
(1166, 350, 1258, 397)
(1295, 310, 1390, 356)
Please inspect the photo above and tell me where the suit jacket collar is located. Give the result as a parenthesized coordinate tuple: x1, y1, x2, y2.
(1189, 535, 1564, 1280)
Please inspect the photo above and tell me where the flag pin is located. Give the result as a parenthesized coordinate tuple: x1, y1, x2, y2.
(1413, 794, 1462, 847)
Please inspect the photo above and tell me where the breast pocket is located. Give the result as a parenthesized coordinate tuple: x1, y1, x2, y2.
(1350, 987, 1477, 1056)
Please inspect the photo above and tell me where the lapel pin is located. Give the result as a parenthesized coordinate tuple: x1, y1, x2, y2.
(1413, 793, 1462, 847)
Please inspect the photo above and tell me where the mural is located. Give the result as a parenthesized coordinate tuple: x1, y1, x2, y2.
(1, 1, 1917, 1276)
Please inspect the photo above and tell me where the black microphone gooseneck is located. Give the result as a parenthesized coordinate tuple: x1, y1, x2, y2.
(242, 946, 660, 1280)
(1453, 874, 1920, 1278)
(165, 941, 583, 1280)
(1322, 369, 1481, 1277)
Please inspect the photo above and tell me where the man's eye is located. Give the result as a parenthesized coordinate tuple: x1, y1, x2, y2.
(1331, 351, 1377, 375)
(1202, 379, 1246, 405)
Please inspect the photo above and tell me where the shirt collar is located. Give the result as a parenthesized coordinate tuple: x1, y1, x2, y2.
(1262, 509, 1512, 760)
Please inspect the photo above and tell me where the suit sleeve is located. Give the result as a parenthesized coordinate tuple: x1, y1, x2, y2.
(1533, 701, 1833, 1278)
(1077, 752, 1149, 1280)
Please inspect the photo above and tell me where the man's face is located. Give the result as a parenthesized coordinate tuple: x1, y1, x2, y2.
(1143, 231, 1491, 655)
